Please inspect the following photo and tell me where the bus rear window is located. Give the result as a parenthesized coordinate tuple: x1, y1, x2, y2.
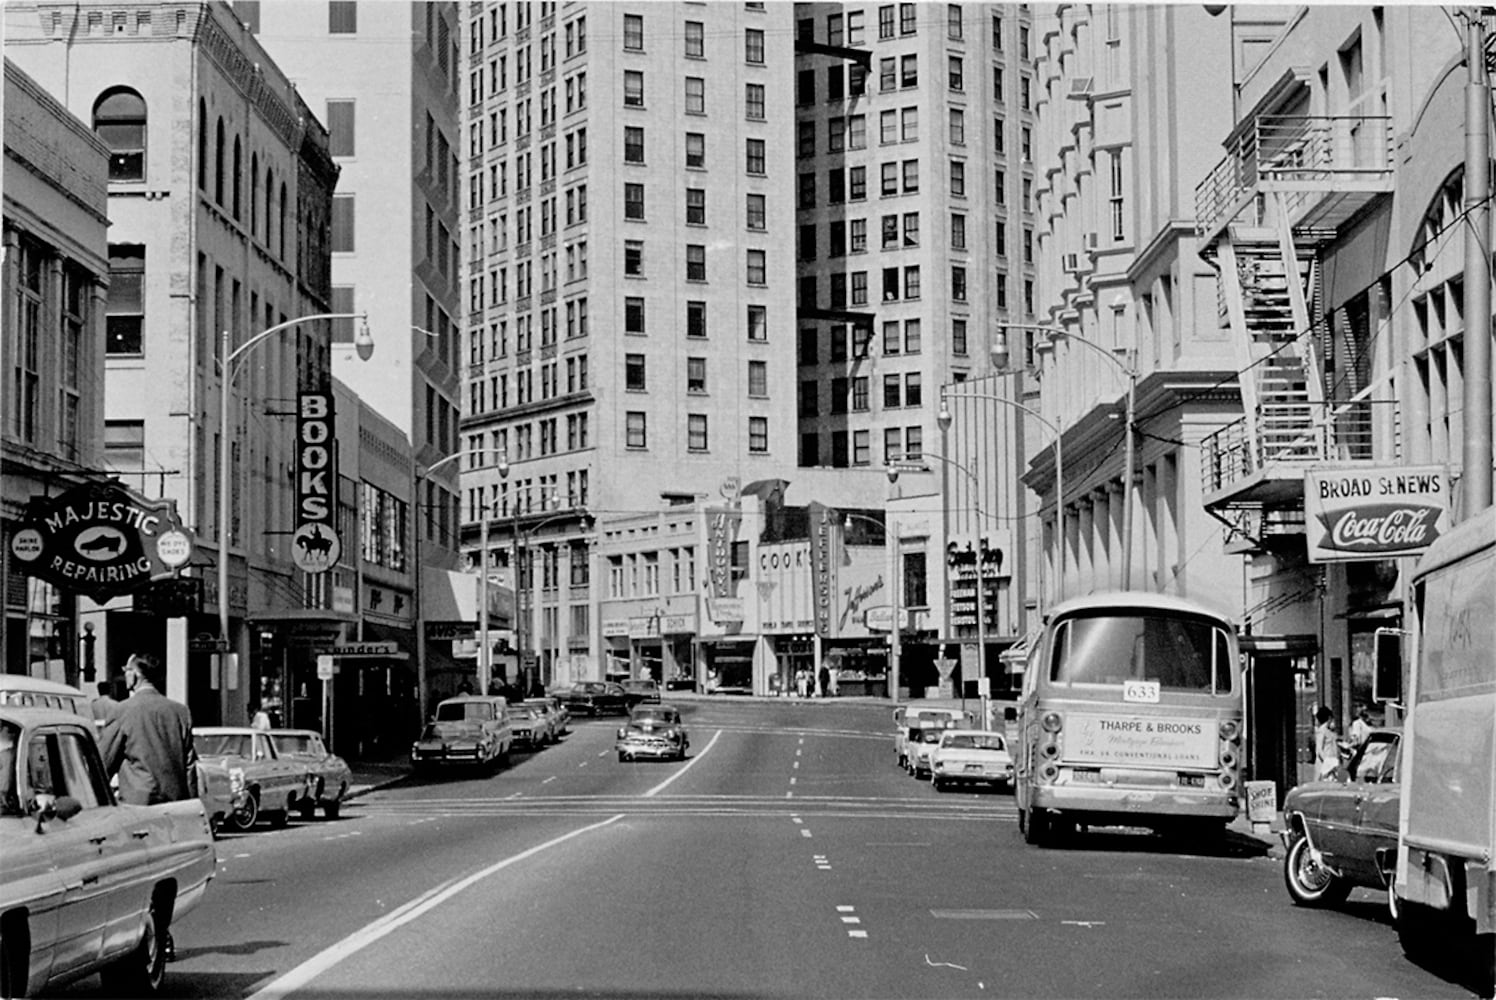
(1050, 613, 1232, 694)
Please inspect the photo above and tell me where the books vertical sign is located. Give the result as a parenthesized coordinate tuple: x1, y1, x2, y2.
(292, 391, 340, 573)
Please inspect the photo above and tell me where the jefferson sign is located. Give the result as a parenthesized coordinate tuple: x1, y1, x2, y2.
(1304, 466, 1450, 563)
(9, 481, 194, 602)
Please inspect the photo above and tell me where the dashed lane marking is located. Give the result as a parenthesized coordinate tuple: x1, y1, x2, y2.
(642, 729, 722, 797)
(931, 909, 1039, 920)
(800, 828, 813, 838)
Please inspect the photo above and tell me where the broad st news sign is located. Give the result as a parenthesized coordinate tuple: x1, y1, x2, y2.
(9, 481, 194, 602)
(1303, 465, 1449, 563)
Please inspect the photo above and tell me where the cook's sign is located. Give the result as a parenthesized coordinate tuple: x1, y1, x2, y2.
(1304, 465, 1449, 563)
(10, 481, 194, 602)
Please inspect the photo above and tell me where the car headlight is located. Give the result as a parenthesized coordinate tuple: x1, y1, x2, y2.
(229, 768, 246, 794)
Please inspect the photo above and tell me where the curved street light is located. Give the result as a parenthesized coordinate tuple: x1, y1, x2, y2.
(217, 313, 370, 721)
(994, 323, 1138, 589)
(842, 464, 902, 700)
(937, 387, 1066, 605)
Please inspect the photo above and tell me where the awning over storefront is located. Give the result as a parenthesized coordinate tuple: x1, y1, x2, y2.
(421, 567, 513, 629)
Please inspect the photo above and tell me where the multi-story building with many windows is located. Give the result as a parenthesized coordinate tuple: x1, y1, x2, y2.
(460, 2, 807, 691)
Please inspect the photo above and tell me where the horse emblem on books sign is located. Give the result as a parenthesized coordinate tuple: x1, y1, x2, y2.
(294, 390, 340, 574)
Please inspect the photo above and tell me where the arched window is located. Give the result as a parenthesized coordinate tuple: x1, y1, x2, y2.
(278, 182, 288, 259)
(232, 137, 242, 220)
(249, 153, 259, 237)
(92, 87, 146, 181)
(214, 117, 226, 204)
(264, 166, 274, 246)
(198, 99, 208, 189)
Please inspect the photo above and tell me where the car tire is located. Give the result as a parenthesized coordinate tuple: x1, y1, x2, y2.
(267, 807, 290, 830)
(99, 902, 166, 996)
(297, 800, 317, 821)
(227, 791, 259, 832)
(1023, 806, 1050, 846)
(932, 777, 946, 791)
(1284, 836, 1352, 908)
(1, 911, 32, 999)
(617, 752, 628, 762)
(323, 799, 341, 820)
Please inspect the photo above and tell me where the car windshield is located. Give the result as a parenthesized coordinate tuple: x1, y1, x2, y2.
(1050, 612, 1233, 693)
(506, 708, 537, 720)
(436, 702, 492, 722)
(916, 729, 943, 744)
(0, 720, 20, 816)
(633, 710, 677, 725)
(1352, 736, 1399, 782)
(273, 734, 320, 755)
(198, 733, 252, 757)
(942, 733, 1006, 751)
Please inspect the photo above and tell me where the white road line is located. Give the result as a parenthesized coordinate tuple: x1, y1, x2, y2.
(642, 729, 721, 797)
(506, 792, 523, 800)
(244, 814, 624, 1000)
(848, 930, 868, 939)
(840, 916, 861, 924)
(789, 776, 797, 785)
(793, 760, 800, 769)
(541, 776, 557, 784)
(837, 906, 855, 912)
(800, 828, 813, 838)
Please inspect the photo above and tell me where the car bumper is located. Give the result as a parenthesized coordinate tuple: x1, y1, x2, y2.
(934, 766, 1014, 784)
(411, 744, 490, 764)
(616, 740, 681, 759)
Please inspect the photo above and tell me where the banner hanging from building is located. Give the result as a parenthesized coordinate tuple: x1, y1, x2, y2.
(293, 390, 340, 573)
(1304, 465, 1450, 563)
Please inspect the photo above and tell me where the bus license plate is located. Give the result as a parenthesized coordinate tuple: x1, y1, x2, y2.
(1177, 773, 1205, 788)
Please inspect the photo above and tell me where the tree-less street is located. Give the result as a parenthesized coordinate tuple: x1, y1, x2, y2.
(60, 700, 1479, 999)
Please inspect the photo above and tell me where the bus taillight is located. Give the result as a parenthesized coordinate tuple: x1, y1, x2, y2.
(1040, 711, 1063, 733)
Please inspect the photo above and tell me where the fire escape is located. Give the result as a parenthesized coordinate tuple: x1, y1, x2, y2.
(1195, 96, 1394, 550)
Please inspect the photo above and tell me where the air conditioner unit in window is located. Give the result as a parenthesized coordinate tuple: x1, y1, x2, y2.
(1068, 77, 1095, 100)
(1062, 252, 1081, 273)
(1083, 231, 1100, 251)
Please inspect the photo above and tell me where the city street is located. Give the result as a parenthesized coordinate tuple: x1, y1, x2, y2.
(51, 699, 1477, 999)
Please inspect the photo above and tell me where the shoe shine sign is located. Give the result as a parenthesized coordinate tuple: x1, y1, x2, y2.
(9, 481, 195, 602)
(1304, 465, 1450, 563)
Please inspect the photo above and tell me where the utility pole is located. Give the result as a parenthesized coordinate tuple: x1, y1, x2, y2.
(1464, 9, 1493, 518)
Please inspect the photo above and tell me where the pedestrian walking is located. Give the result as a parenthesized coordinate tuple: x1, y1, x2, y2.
(249, 705, 272, 730)
(818, 665, 831, 698)
(1348, 707, 1372, 747)
(98, 652, 198, 963)
(91, 680, 120, 727)
(1312, 705, 1339, 780)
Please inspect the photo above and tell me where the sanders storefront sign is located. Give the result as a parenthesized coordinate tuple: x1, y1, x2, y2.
(1304, 466, 1450, 563)
(293, 390, 340, 573)
(10, 481, 195, 602)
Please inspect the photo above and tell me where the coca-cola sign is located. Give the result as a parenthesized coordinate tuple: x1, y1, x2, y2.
(1304, 466, 1450, 563)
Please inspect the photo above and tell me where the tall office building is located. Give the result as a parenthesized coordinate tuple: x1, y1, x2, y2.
(460, 2, 802, 689)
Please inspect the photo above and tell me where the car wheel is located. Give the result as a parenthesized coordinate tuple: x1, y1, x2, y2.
(297, 800, 317, 821)
(323, 799, 341, 820)
(932, 777, 946, 791)
(1023, 806, 1051, 846)
(227, 791, 259, 832)
(267, 806, 290, 829)
(1284, 836, 1351, 907)
(99, 902, 166, 996)
(617, 752, 628, 762)
(1, 911, 32, 1000)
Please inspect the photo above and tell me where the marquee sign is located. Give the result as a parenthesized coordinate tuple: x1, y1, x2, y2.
(9, 481, 194, 602)
(294, 391, 340, 573)
(1304, 466, 1450, 563)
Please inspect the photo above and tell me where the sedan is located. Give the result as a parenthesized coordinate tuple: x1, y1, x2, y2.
(616, 704, 689, 762)
(565, 681, 629, 717)
(521, 698, 567, 741)
(1, 706, 216, 997)
(269, 729, 351, 820)
(195, 726, 312, 830)
(506, 705, 550, 750)
(930, 729, 1015, 791)
(905, 725, 949, 779)
(621, 678, 662, 707)
(1280, 728, 1401, 910)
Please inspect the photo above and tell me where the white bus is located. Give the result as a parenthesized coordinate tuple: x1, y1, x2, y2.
(1015, 592, 1245, 846)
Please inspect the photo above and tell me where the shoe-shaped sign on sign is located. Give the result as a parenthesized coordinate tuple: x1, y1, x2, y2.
(294, 390, 340, 573)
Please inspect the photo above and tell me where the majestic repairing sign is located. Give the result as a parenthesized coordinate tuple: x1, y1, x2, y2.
(294, 390, 340, 573)
(1303, 465, 1450, 563)
(9, 481, 195, 602)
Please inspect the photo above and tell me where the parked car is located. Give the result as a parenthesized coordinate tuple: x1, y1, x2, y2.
(411, 695, 512, 773)
(521, 698, 566, 740)
(566, 681, 629, 717)
(620, 678, 661, 707)
(269, 729, 351, 820)
(506, 704, 549, 750)
(616, 704, 689, 762)
(194, 726, 313, 831)
(196, 757, 255, 834)
(930, 729, 1016, 791)
(906, 725, 949, 779)
(0, 705, 216, 996)
(893, 706, 968, 769)
(1280, 728, 1402, 910)
(0, 675, 92, 724)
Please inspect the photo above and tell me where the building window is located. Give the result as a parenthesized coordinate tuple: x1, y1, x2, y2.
(686, 187, 706, 225)
(879, 5, 895, 39)
(952, 318, 968, 356)
(686, 244, 707, 281)
(951, 213, 966, 249)
(685, 19, 704, 57)
(949, 109, 965, 146)
(326, 99, 355, 157)
(745, 138, 766, 175)
(623, 13, 643, 50)
(624, 70, 644, 107)
(625, 296, 645, 333)
(1110, 149, 1126, 240)
(900, 53, 918, 87)
(748, 360, 768, 396)
(624, 182, 645, 220)
(949, 56, 964, 91)
(948, 4, 963, 39)
(625, 353, 646, 390)
(746, 193, 766, 230)
(748, 416, 768, 453)
(106, 244, 145, 354)
(624, 126, 645, 163)
(332, 194, 356, 252)
(952, 266, 967, 301)
(747, 305, 767, 341)
(92, 88, 146, 181)
(685, 76, 705, 114)
(329, 0, 357, 33)
(900, 2, 917, 34)
(626, 411, 647, 448)
(687, 356, 707, 393)
(950, 159, 966, 196)
(745, 28, 765, 63)
(745, 82, 765, 120)
(746, 249, 766, 285)
(685, 132, 705, 168)
(688, 414, 709, 451)
(687, 300, 707, 338)
(624, 240, 644, 276)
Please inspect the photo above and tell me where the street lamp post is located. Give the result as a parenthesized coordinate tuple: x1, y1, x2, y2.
(918, 449, 987, 721)
(994, 325, 1137, 589)
(937, 388, 1066, 604)
(844, 464, 902, 700)
(218, 313, 371, 718)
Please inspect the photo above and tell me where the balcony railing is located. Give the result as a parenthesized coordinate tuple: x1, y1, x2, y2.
(1196, 114, 1393, 240)
(1203, 399, 1379, 498)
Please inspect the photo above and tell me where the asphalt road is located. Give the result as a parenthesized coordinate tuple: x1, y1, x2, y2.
(59, 699, 1483, 999)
